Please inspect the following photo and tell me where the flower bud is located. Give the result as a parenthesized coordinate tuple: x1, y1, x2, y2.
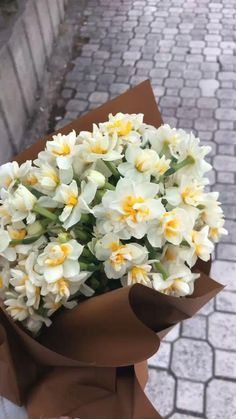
(27, 221, 42, 236)
(86, 170, 105, 189)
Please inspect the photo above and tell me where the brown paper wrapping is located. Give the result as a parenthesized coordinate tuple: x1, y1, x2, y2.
(0, 81, 223, 419)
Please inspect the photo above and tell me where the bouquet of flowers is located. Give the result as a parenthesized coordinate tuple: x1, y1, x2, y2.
(0, 81, 225, 419)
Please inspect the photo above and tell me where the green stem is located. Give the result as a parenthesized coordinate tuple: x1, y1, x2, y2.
(153, 261, 168, 280)
(95, 189, 106, 203)
(159, 142, 169, 157)
(34, 204, 58, 221)
(104, 161, 119, 177)
(164, 155, 195, 177)
(104, 181, 115, 190)
(10, 232, 45, 246)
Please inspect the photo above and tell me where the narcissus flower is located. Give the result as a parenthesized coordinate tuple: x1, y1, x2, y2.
(148, 207, 194, 248)
(77, 125, 123, 163)
(0, 229, 16, 261)
(45, 131, 78, 167)
(95, 233, 148, 279)
(122, 263, 153, 287)
(94, 178, 163, 239)
(149, 124, 182, 156)
(118, 145, 159, 181)
(153, 264, 199, 297)
(37, 239, 83, 282)
(99, 112, 143, 145)
(191, 226, 214, 262)
(175, 133, 211, 177)
(165, 176, 206, 207)
(54, 180, 97, 230)
(2, 185, 37, 224)
(0, 160, 32, 189)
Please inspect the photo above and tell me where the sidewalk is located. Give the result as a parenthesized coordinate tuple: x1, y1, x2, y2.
(2, 0, 236, 418)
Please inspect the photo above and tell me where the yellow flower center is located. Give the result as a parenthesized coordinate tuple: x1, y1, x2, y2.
(135, 158, 148, 173)
(111, 252, 125, 267)
(5, 176, 12, 187)
(209, 227, 219, 239)
(131, 266, 147, 283)
(109, 120, 133, 136)
(20, 275, 28, 285)
(0, 275, 3, 289)
(52, 143, 71, 156)
(155, 161, 169, 175)
(110, 241, 120, 252)
(164, 248, 176, 262)
(58, 278, 69, 296)
(122, 195, 148, 223)
(26, 174, 38, 186)
(9, 229, 27, 241)
(66, 192, 78, 206)
(45, 244, 71, 267)
(90, 144, 107, 154)
(181, 187, 199, 203)
(192, 230, 203, 256)
(164, 218, 179, 238)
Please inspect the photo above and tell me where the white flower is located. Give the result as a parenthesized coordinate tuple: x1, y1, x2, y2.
(43, 293, 77, 316)
(4, 292, 29, 322)
(40, 130, 79, 171)
(77, 125, 123, 163)
(148, 207, 194, 248)
(84, 169, 106, 188)
(34, 162, 60, 194)
(54, 180, 97, 230)
(118, 145, 159, 181)
(36, 239, 83, 282)
(0, 160, 32, 189)
(191, 226, 214, 262)
(94, 178, 163, 239)
(41, 270, 92, 303)
(161, 243, 195, 269)
(165, 176, 206, 207)
(95, 233, 148, 279)
(10, 253, 42, 308)
(149, 124, 182, 155)
(100, 112, 143, 145)
(0, 229, 16, 261)
(25, 313, 51, 334)
(122, 263, 153, 287)
(200, 192, 227, 242)
(3, 185, 37, 224)
(153, 264, 199, 296)
(152, 155, 171, 178)
(175, 132, 211, 177)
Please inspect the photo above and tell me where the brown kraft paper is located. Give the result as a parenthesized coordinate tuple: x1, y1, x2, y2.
(0, 81, 224, 419)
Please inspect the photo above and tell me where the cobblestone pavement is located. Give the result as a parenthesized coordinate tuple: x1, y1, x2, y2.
(2, 0, 236, 418)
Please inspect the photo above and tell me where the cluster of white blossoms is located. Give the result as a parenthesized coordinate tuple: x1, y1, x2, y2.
(0, 113, 227, 334)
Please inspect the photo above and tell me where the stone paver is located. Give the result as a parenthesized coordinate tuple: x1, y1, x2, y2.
(171, 339, 213, 382)
(3, 0, 236, 418)
(176, 379, 204, 414)
(206, 379, 236, 419)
